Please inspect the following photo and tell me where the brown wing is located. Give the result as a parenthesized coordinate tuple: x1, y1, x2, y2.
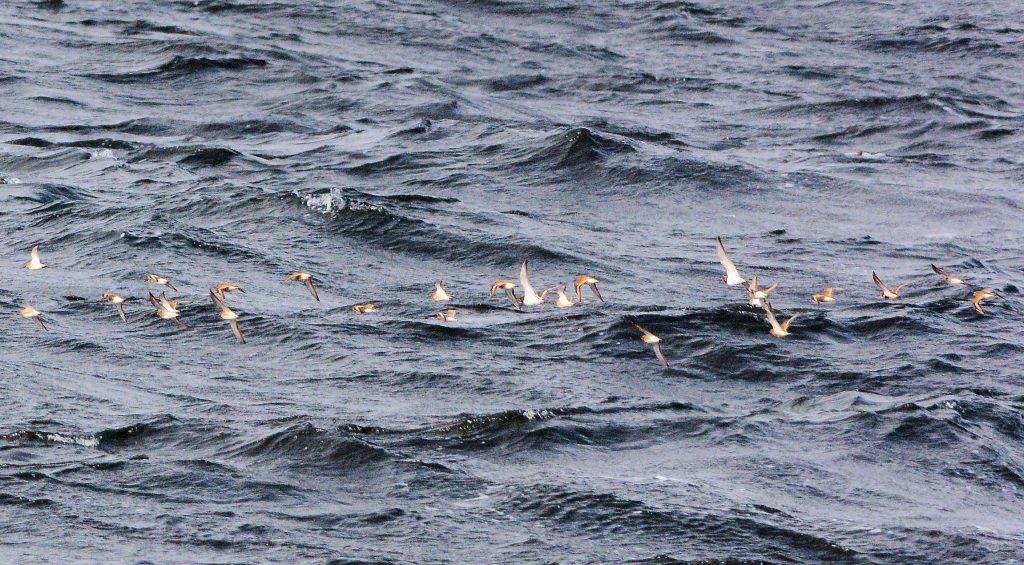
(871, 271, 889, 292)
(590, 283, 604, 302)
(781, 314, 799, 332)
(872, 272, 897, 292)
(652, 342, 669, 368)
(34, 316, 47, 331)
(209, 289, 228, 309)
(931, 264, 948, 277)
(229, 319, 246, 344)
(971, 292, 987, 315)
(505, 287, 522, 310)
(763, 302, 783, 333)
(630, 321, 649, 338)
(304, 278, 320, 301)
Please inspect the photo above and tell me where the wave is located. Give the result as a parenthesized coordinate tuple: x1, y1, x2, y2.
(87, 56, 268, 83)
(860, 31, 1008, 55)
(512, 127, 637, 169)
(503, 484, 859, 562)
(222, 422, 397, 470)
(298, 191, 573, 266)
(8, 137, 138, 151)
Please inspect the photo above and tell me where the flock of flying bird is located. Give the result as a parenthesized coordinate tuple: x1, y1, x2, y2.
(13, 237, 1007, 369)
(12, 247, 605, 345)
(628, 237, 1006, 368)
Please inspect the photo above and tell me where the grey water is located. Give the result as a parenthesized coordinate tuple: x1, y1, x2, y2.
(1, 0, 1023, 563)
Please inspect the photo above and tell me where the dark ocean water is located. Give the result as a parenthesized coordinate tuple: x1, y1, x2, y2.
(1, 0, 1023, 562)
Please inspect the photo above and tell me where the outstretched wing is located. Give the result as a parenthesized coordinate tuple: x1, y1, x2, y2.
(871, 271, 889, 293)
(716, 237, 742, 281)
(115, 302, 127, 323)
(781, 314, 799, 332)
(304, 278, 320, 301)
(590, 283, 604, 302)
(229, 319, 246, 344)
(505, 287, 522, 310)
(763, 302, 783, 333)
(519, 261, 536, 297)
(652, 342, 669, 368)
(631, 321, 655, 339)
(209, 289, 226, 309)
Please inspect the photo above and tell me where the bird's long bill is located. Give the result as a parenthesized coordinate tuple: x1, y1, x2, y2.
(304, 278, 320, 301)
(230, 320, 246, 344)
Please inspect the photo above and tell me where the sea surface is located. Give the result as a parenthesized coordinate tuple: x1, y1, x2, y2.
(1, 0, 1023, 563)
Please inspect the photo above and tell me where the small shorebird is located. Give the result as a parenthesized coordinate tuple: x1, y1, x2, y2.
(716, 236, 747, 286)
(489, 279, 522, 310)
(145, 273, 178, 293)
(212, 282, 244, 300)
(931, 264, 967, 286)
(18, 305, 46, 330)
(352, 303, 377, 314)
(971, 289, 1002, 315)
(287, 272, 320, 302)
(764, 302, 798, 338)
(746, 276, 777, 308)
(148, 291, 186, 328)
(24, 245, 45, 270)
(573, 275, 603, 303)
(101, 292, 127, 323)
(554, 286, 575, 308)
(210, 290, 244, 343)
(631, 321, 669, 368)
(872, 271, 906, 300)
(435, 308, 457, 321)
(811, 287, 841, 304)
(519, 261, 551, 306)
(431, 280, 452, 301)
